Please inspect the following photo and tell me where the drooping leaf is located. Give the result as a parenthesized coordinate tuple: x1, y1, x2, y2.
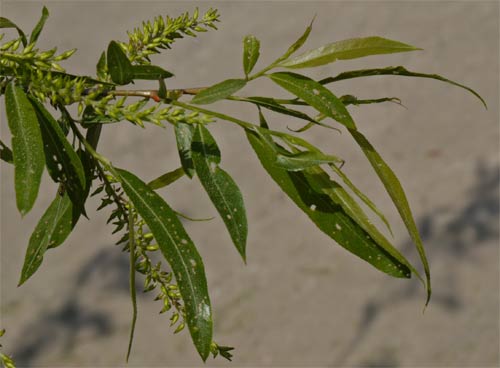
(243, 35, 260, 76)
(310, 166, 422, 281)
(0, 139, 13, 164)
(320, 66, 487, 109)
(329, 164, 393, 235)
(130, 65, 174, 80)
(116, 168, 213, 361)
(174, 122, 195, 178)
(278, 36, 421, 69)
(0, 17, 27, 46)
(191, 79, 247, 105)
(246, 128, 411, 278)
(19, 191, 74, 285)
(29, 6, 49, 44)
(107, 40, 133, 85)
(29, 98, 87, 214)
(191, 124, 248, 261)
(148, 167, 185, 190)
(275, 150, 343, 171)
(268, 72, 355, 129)
(126, 208, 137, 362)
(5, 82, 45, 215)
(349, 129, 431, 304)
(235, 96, 320, 125)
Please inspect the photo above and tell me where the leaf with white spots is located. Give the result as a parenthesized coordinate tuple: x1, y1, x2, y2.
(115, 168, 213, 361)
(242, 35, 260, 76)
(19, 192, 76, 285)
(191, 124, 248, 262)
(350, 129, 431, 304)
(268, 72, 355, 129)
(174, 122, 195, 178)
(5, 82, 45, 215)
(30, 97, 87, 215)
(247, 128, 412, 278)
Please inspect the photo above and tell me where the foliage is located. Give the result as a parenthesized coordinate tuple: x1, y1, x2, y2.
(0, 6, 485, 364)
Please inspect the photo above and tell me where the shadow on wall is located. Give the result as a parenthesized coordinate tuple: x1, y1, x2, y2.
(333, 160, 499, 367)
(11, 246, 146, 366)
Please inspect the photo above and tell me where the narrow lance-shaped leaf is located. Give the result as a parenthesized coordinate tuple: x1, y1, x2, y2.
(246, 128, 411, 278)
(19, 192, 74, 285)
(0, 17, 27, 46)
(311, 167, 422, 282)
(131, 65, 174, 80)
(243, 35, 260, 76)
(233, 96, 333, 130)
(29, 6, 49, 44)
(107, 40, 133, 85)
(175, 122, 195, 178)
(278, 36, 421, 69)
(116, 168, 213, 361)
(329, 164, 393, 235)
(148, 167, 185, 190)
(5, 82, 45, 215)
(275, 150, 343, 171)
(320, 66, 487, 109)
(349, 129, 431, 304)
(191, 124, 248, 261)
(29, 98, 87, 214)
(274, 17, 314, 64)
(191, 79, 247, 105)
(268, 72, 356, 129)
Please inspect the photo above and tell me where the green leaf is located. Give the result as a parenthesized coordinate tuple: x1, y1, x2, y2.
(131, 65, 174, 80)
(0, 139, 13, 164)
(275, 17, 314, 64)
(96, 51, 107, 80)
(175, 122, 196, 178)
(330, 164, 393, 235)
(243, 35, 260, 76)
(349, 129, 431, 304)
(29, 6, 49, 44)
(5, 82, 45, 216)
(279, 36, 421, 69)
(320, 66, 487, 109)
(116, 168, 213, 361)
(107, 40, 133, 85)
(275, 150, 343, 171)
(191, 125, 248, 261)
(148, 167, 185, 190)
(268, 72, 355, 129)
(191, 79, 247, 105)
(19, 192, 74, 285)
(235, 96, 318, 124)
(29, 98, 87, 214)
(247, 128, 411, 278)
(0, 17, 27, 46)
(313, 167, 421, 281)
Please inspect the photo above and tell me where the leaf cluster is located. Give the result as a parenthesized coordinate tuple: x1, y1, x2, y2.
(0, 6, 486, 363)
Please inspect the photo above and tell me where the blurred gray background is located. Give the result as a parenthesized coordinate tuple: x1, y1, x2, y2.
(0, 1, 498, 367)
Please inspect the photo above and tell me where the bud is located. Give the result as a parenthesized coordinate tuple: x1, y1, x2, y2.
(173, 322, 185, 334)
(170, 312, 179, 326)
(53, 48, 76, 61)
